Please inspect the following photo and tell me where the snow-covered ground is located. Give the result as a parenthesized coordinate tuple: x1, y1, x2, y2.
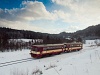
(0, 40, 100, 75)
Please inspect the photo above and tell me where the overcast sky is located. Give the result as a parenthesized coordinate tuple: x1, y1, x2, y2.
(0, 0, 100, 34)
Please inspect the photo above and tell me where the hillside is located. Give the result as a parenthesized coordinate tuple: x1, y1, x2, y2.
(59, 24, 100, 39)
(73, 24, 100, 39)
(0, 24, 100, 40)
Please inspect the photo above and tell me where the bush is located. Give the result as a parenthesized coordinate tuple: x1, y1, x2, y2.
(45, 64, 57, 70)
(32, 68, 43, 75)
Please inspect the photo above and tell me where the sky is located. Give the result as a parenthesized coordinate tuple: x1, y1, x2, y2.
(0, 0, 100, 34)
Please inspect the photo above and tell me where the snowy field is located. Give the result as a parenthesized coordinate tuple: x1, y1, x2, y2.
(0, 40, 100, 75)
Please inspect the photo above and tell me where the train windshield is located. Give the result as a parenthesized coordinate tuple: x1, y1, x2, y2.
(32, 47, 38, 51)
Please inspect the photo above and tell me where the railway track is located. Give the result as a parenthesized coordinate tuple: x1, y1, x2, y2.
(0, 58, 34, 67)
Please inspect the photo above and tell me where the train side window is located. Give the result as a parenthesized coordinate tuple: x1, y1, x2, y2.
(73, 45, 75, 47)
(35, 48, 38, 51)
(43, 47, 47, 50)
(64, 44, 66, 48)
(66, 45, 70, 48)
(32, 48, 38, 51)
(71, 45, 73, 47)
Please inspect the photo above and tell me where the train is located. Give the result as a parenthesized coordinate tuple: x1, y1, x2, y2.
(30, 42, 83, 58)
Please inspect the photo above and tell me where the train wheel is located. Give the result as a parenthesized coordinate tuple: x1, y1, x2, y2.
(46, 54, 49, 57)
(58, 52, 61, 54)
(38, 54, 43, 58)
(77, 49, 80, 51)
(67, 50, 70, 53)
(64, 50, 66, 53)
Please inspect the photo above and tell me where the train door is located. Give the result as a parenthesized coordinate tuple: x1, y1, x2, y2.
(38, 47, 43, 54)
(63, 44, 70, 52)
(64, 44, 66, 50)
(67, 44, 71, 52)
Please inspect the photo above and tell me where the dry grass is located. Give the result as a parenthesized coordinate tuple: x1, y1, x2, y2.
(11, 69, 29, 75)
(45, 64, 57, 70)
(11, 68, 43, 75)
(32, 68, 43, 75)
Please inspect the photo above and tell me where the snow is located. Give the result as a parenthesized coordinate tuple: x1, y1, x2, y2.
(9, 39, 32, 42)
(85, 39, 100, 46)
(0, 40, 100, 75)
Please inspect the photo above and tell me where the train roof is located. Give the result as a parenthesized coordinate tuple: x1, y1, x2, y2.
(64, 42, 82, 45)
(32, 42, 82, 47)
(32, 44, 63, 47)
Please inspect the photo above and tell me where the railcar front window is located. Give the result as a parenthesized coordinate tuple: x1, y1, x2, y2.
(32, 48, 38, 51)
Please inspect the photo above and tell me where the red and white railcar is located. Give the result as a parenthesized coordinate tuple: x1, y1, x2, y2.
(30, 43, 83, 58)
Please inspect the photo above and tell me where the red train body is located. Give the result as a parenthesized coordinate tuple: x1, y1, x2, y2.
(30, 42, 83, 58)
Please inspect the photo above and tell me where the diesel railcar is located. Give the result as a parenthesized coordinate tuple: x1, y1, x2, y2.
(30, 42, 83, 58)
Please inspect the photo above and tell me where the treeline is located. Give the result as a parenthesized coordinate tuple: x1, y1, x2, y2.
(0, 27, 66, 51)
(0, 27, 65, 43)
(73, 24, 100, 39)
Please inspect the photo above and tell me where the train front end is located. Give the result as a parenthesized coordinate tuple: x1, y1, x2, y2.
(30, 46, 43, 58)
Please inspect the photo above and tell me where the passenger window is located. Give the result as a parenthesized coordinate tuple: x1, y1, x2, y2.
(64, 44, 66, 48)
(43, 48, 47, 50)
